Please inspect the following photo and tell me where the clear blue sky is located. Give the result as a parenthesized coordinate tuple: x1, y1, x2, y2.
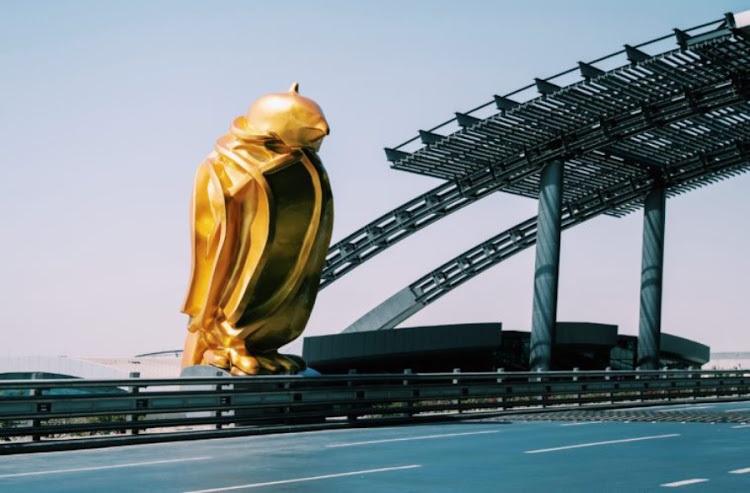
(1, 0, 748, 358)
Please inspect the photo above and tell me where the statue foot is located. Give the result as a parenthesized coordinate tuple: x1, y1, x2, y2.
(229, 347, 261, 375)
(200, 347, 305, 375)
(201, 347, 260, 375)
(202, 349, 231, 370)
(255, 351, 306, 374)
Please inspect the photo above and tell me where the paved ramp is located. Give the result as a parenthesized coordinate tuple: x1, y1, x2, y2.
(1, 402, 749, 492)
(500, 400, 750, 425)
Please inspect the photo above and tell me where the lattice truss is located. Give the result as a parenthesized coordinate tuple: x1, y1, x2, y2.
(321, 15, 750, 293)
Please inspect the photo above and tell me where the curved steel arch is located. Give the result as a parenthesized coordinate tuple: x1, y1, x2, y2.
(320, 14, 750, 290)
(343, 140, 750, 333)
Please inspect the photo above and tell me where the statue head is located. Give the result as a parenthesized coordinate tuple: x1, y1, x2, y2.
(245, 83, 330, 152)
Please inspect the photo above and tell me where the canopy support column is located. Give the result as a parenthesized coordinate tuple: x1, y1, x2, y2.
(637, 187, 666, 370)
(530, 160, 564, 371)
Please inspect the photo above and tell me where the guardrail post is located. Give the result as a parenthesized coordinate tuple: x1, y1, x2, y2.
(572, 368, 580, 405)
(661, 366, 670, 401)
(735, 369, 742, 399)
(687, 365, 697, 400)
(215, 382, 224, 430)
(347, 370, 358, 422)
(127, 383, 140, 435)
(536, 368, 545, 408)
(453, 369, 462, 413)
(605, 367, 612, 404)
(30, 388, 41, 442)
(496, 368, 505, 410)
(635, 366, 643, 403)
(403, 369, 413, 417)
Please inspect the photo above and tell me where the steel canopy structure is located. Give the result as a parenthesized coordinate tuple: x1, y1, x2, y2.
(319, 13, 750, 291)
(319, 12, 750, 368)
(343, 141, 750, 333)
(384, 14, 750, 200)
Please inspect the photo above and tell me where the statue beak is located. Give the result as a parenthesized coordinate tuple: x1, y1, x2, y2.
(304, 124, 329, 151)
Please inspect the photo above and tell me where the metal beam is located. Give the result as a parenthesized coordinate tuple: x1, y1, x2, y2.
(419, 130, 445, 145)
(601, 146, 665, 172)
(578, 61, 605, 80)
(535, 78, 562, 95)
(342, 288, 423, 333)
(494, 95, 521, 112)
(674, 28, 690, 49)
(625, 44, 650, 64)
(455, 112, 482, 127)
(384, 148, 411, 163)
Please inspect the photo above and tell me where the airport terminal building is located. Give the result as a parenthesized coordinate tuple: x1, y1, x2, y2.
(0, 351, 183, 382)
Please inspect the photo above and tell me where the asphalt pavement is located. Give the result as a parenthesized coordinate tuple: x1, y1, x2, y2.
(1, 401, 749, 492)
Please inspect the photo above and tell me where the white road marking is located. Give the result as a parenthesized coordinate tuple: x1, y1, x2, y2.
(0, 456, 211, 479)
(525, 434, 680, 454)
(725, 408, 750, 413)
(730, 467, 750, 474)
(661, 478, 709, 487)
(560, 421, 603, 426)
(326, 430, 500, 448)
(633, 405, 680, 411)
(731, 424, 750, 429)
(613, 404, 708, 412)
(183, 465, 422, 492)
(657, 406, 715, 413)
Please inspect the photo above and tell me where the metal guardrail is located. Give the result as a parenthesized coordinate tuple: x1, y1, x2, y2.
(1, 369, 748, 454)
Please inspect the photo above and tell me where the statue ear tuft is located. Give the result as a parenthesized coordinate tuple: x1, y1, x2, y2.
(289, 82, 300, 94)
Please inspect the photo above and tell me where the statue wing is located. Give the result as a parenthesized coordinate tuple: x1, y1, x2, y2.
(181, 154, 230, 325)
(224, 151, 324, 337)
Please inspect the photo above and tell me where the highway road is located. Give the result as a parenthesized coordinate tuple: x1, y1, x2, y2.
(1, 401, 749, 492)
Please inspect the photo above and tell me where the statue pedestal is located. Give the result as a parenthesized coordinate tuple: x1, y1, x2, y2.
(179, 365, 321, 378)
(180, 365, 232, 378)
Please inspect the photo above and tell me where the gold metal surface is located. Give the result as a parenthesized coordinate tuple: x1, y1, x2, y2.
(181, 83, 333, 375)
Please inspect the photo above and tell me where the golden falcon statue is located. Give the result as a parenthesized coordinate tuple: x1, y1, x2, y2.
(181, 83, 333, 375)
